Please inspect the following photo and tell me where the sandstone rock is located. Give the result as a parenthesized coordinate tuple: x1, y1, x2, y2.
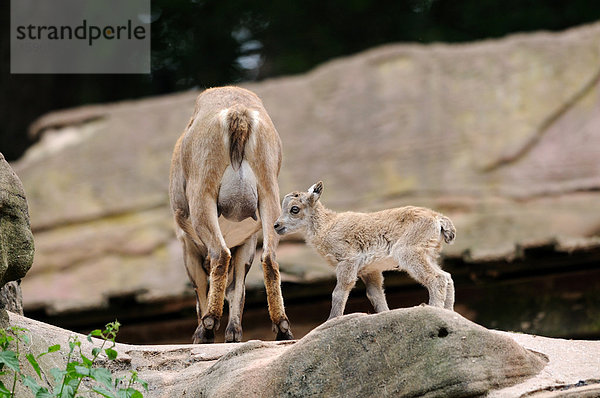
(8, 307, 593, 398)
(0, 281, 24, 315)
(0, 153, 33, 319)
(5, 308, 600, 398)
(193, 306, 547, 397)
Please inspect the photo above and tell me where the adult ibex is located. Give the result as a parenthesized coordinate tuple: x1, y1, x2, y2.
(170, 86, 293, 343)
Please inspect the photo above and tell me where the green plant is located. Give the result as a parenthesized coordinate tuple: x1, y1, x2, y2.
(0, 321, 148, 398)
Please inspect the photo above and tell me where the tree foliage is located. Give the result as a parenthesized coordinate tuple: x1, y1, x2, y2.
(1, 0, 599, 160)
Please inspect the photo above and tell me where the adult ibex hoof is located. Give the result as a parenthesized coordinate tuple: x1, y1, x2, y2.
(273, 319, 294, 341)
(225, 324, 243, 343)
(202, 315, 220, 330)
(192, 324, 215, 344)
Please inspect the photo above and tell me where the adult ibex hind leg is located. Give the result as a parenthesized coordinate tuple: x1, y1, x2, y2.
(174, 209, 217, 343)
(187, 194, 232, 337)
(224, 232, 258, 342)
(185, 246, 212, 343)
(176, 147, 233, 341)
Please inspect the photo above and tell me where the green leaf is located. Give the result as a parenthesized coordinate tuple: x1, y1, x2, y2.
(116, 388, 144, 398)
(64, 363, 79, 378)
(21, 374, 42, 394)
(37, 344, 60, 359)
(91, 367, 114, 390)
(130, 390, 144, 398)
(128, 372, 148, 391)
(50, 367, 67, 385)
(105, 348, 118, 360)
(0, 350, 20, 371)
(90, 329, 103, 337)
(0, 381, 12, 395)
(93, 385, 117, 398)
(60, 383, 76, 398)
(74, 365, 91, 377)
(80, 354, 93, 367)
(34, 388, 53, 398)
(138, 377, 149, 391)
(20, 333, 31, 345)
(92, 347, 101, 357)
(26, 353, 42, 379)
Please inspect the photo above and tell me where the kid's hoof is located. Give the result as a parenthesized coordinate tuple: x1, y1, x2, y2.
(192, 324, 215, 344)
(273, 320, 294, 341)
(225, 324, 243, 343)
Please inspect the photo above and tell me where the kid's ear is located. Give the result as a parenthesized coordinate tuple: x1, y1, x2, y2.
(308, 181, 323, 204)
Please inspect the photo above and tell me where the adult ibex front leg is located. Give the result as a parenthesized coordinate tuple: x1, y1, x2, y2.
(256, 177, 293, 339)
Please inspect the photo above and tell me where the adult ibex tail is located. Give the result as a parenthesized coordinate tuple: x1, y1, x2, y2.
(227, 104, 251, 170)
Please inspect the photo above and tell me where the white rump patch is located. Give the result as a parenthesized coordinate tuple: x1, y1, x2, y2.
(247, 110, 260, 153)
(219, 108, 230, 149)
(218, 108, 229, 128)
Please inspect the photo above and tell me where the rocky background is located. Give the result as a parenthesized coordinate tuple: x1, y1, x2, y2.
(9, 21, 600, 343)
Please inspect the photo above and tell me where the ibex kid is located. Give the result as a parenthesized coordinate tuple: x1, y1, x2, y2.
(274, 181, 455, 320)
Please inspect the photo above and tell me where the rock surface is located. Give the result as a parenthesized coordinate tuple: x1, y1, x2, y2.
(0, 153, 32, 318)
(193, 306, 546, 397)
(0, 281, 24, 315)
(4, 307, 575, 398)
(10, 22, 600, 332)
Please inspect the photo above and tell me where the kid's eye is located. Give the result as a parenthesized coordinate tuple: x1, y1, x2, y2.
(290, 206, 300, 215)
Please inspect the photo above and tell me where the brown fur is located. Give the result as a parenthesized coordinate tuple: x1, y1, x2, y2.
(275, 181, 456, 321)
(169, 86, 293, 343)
(227, 104, 251, 170)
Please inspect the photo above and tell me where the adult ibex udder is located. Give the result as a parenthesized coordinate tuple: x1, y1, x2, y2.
(218, 160, 258, 222)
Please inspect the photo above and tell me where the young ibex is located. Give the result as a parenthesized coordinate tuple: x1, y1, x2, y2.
(170, 86, 293, 343)
(274, 181, 455, 320)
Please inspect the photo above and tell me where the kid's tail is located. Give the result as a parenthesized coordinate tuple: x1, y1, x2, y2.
(438, 215, 456, 244)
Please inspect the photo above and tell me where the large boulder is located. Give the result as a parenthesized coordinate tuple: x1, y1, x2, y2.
(6, 307, 600, 398)
(193, 306, 547, 397)
(0, 153, 33, 318)
(0, 306, 573, 398)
